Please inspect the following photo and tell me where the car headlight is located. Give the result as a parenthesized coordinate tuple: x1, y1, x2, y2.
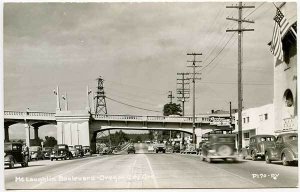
(60, 151, 63, 154)
(52, 151, 55, 154)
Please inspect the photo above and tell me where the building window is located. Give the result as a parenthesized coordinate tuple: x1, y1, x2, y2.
(264, 113, 268, 120)
(247, 117, 250, 123)
(284, 89, 294, 107)
(282, 23, 297, 64)
(244, 132, 250, 139)
(243, 118, 246, 124)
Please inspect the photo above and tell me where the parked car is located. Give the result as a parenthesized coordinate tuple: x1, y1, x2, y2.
(242, 135, 276, 160)
(4, 142, 29, 168)
(50, 144, 73, 161)
(42, 147, 53, 159)
(148, 145, 155, 152)
(155, 143, 166, 153)
(200, 134, 238, 163)
(69, 146, 80, 158)
(29, 146, 44, 160)
(83, 146, 92, 156)
(74, 145, 84, 157)
(127, 145, 136, 154)
(265, 133, 298, 166)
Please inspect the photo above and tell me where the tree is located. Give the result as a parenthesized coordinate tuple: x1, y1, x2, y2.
(44, 136, 57, 147)
(163, 103, 182, 116)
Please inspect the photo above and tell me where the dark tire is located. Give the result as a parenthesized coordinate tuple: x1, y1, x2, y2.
(265, 153, 271, 164)
(282, 153, 290, 166)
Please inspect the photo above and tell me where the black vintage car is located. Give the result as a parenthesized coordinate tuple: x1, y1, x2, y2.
(83, 146, 92, 156)
(240, 135, 276, 160)
(4, 142, 29, 168)
(42, 147, 53, 159)
(74, 145, 84, 157)
(265, 133, 298, 166)
(200, 134, 238, 163)
(127, 145, 136, 154)
(50, 144, 73, 161)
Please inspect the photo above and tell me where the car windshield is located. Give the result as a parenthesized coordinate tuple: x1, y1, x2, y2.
(218, 137, 234, 142)
(75, 146, 81, 149)
(260, 137, 275, 142)
(30, 146, 39, 151)
(286, 135, 298, 141)
(69, 147, 75, 150)
(58, 145, 66, 149)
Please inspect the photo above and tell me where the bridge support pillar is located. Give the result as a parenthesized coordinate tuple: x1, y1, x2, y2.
(55, 110, 91, 147)
(33, 126, 39, 140)
(4, 125, 9, 142)
(24, 123, 31, 147)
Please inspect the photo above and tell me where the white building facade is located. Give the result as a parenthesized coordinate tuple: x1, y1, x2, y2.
(234, 104, 274, 147)
(273, 3, 297, 134)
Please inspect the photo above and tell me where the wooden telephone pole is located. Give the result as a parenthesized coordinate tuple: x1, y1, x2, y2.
(187, 53, 202, 144)
(226, 2, 254, 151)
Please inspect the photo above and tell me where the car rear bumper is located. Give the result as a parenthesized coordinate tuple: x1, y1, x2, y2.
(207, 155, 238, 159)
(54, 155, 66, 158)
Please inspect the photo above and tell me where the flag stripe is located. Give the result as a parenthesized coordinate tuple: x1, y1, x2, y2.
(270, 8, 290, 61)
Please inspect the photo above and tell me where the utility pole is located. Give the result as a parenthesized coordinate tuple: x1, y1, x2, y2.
(229, 101, 232, 124)
(226, 2, 254, 151)
(168, 91, 175, 103)
(187, 53, 202, 144)
(177, 72, 190, 116)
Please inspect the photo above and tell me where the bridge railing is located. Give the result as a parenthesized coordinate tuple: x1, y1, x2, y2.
(92, 114, 209, 123)
(4, 111, 56, 118)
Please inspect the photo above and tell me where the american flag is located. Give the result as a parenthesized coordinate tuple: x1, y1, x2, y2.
(270, 8, 290, 61)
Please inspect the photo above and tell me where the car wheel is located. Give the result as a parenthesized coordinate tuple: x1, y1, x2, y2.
(265, 153, 271, 164)
(9, 160, 14, 169)
(282, 153, 290, 166)
(251, 151, 257, 161)
(50, 158, 53, 161)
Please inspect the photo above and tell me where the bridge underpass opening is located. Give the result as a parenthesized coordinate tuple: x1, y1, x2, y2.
(91, 128, 194, 154)
(4, 123, 57, 147)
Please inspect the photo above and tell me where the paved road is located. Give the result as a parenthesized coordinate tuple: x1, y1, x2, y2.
(4, 143, 298, 189)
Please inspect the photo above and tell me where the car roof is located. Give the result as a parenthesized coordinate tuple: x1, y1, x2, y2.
(250, 135, 275, 138)
(278, 133, 298, 137)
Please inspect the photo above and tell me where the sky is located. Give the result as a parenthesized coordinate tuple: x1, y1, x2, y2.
(3, 2, 297, 139)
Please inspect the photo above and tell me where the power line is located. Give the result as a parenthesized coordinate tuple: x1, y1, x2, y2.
(106, 96, 161, 113)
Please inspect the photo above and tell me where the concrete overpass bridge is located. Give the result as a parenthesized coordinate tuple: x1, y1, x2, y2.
(4, 110, 234, 152)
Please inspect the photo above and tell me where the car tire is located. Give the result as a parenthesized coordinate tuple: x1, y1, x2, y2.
(251, 151, 257, 161)
(282, 153, 290, 166)
(265, 153, 271, 164)
(50, 158, 53, 161)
